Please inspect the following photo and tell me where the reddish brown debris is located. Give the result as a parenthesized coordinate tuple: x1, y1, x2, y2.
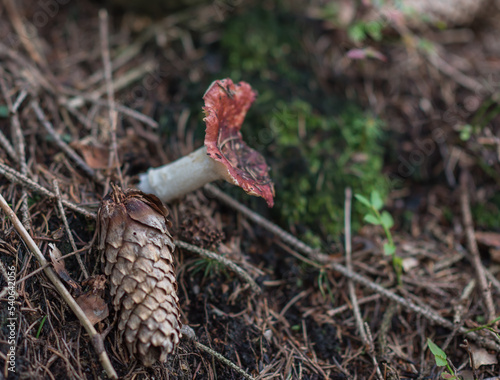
(97, 185, 182, 366)
(203, 78, 275, 207)
(76, 276, 109, 326)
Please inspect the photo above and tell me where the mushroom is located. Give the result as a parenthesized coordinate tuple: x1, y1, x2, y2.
(138, 78, 275, 207)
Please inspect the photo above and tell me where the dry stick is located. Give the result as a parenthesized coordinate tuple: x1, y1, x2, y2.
(62, 94, 158, 129)
(345, 188, 382, 380)
(460, 172, 496, 323)
(53, 180, 89, 279)
(99, 9, 124, 189)
(0, 163, 257, 294)
(204, 184, 500, 352)
(30, 101, 96, 179)
(2, 0, 47, 68)
(0, 163, 96, 219)
(0, 129, 18, 163)
(345, 188, 367, 342)
(0, 71, 30, 228)
(0, 193, 118, 379)
(180, 325, 256, 380)
(65, 61, 156, 109)
(175, 240, 261, 294)
(12, 89, 27, 113)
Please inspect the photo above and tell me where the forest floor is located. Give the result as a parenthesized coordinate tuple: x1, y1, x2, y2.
(0, 1, 500, 379)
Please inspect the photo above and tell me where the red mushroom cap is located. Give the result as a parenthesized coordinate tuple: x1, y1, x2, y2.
(203, 78, 275, 207)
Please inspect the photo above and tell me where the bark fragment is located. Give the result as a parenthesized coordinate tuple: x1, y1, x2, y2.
(98, 185, 182, 366)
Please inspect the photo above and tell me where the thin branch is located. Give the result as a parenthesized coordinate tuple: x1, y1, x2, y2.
(204, 184, 330, 263)
(99, 9, 123, 189)
(30, 101, 97, 179)
(181, 325, 256, 380)
(205, 184, 500, 351)
(0, 129, 18, 163)
(0, 162, 96, 219)
(61, 90, 159, 129)
(345, 188, 367, 342)
(175, 240, 261, 294)
(53, 179, 89, 279)
(3, 0, 47, 67)
(0, 193, 117, 379)
(345, 187, 382, 380)
(460, 172, 496, 323)
(0, 69, 30, 228)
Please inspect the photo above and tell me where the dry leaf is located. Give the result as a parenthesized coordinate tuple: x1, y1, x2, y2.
(470, 345, 498, 368)
(72, 137, 113, 170)
(98, 185, 182, 366)
(48, 243, 81, 294)
(76, 292, 109, 325)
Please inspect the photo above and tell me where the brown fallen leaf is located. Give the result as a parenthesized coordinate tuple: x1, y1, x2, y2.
(48, 243, 81, 294)
(71, 137, 113, 170)
(470, 345, 498, 368)
(76, 276, 109, 326)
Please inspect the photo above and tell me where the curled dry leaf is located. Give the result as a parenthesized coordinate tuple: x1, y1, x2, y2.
(470, 345, 498, 368)
(98, 185, 182, 366)
(76, 275, 109, 326)
(72, 137, 113, 170)
(48, 243, 81, 294)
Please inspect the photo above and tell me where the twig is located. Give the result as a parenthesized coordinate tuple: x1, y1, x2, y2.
(0, 69, 30, 228)
(204, 184, 330, 263)
(0, 129, 18, 163)
(326, 294, 381, 317)
(0, 193, 118, 379)
(99, 9, 123, 189)
(175, 240, 261, 294)
(180, 325, 256, 380)
(0, 162, 96, 219)
(30, 101, 97, 179)
(12, 89, 27, 113)
(61, 91, 158, 129)
(3, 0, 47, 67)
(345, 188, 382, 380)
(53, 180, 89, 279)
(345, 188, 367, 342)
(460, 172, 496, 323)
(65, 60, 157, 109)
(205, 184, 500, 351)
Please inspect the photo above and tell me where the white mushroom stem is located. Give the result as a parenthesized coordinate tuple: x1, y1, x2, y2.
(138, 146, 231, 202)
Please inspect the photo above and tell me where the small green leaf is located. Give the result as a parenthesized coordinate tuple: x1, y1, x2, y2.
(0, 105, 9, 118)
(370, 190, 384, 211)
(380, 211, 394, 229)
(427, 338, 447, 367)
(364, 214, 381, 225)
(354, 194, 372, 208)
(383, 243, 396, 256)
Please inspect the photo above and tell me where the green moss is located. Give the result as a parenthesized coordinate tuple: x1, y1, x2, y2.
(270, 100, 387, 241)
(215, 5, 388, 244)
(472, 193, 500, 230)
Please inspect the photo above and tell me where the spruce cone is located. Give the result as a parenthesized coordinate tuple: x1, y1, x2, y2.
(97, 185, 182, 366)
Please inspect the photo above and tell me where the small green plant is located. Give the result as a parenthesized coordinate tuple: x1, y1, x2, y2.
(348, 20, 385, 43)
(466, 315, 500, 341)
(355, 190, 402, 282)
(317, 268, 335, 303)
(427, 338, 458, 379)
(188, 257, 226, 284)
(36, 315, 47, 339)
